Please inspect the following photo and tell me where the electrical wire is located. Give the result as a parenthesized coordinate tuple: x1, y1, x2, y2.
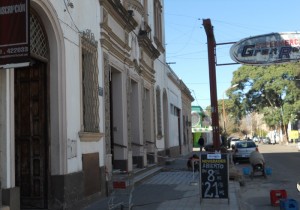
(63, 0, 80, 33)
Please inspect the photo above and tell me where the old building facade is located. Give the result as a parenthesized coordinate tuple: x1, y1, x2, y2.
(0, 0, 193, 209)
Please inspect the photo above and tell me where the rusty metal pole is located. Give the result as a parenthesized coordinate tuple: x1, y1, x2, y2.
(203, 19, 220, 151)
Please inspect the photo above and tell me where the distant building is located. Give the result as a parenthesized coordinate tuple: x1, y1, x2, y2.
(191, 106, 212, 147)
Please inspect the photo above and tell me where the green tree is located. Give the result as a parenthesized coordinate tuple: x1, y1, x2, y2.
(205, 98, 241, 137)
(228, 62, 300, 142)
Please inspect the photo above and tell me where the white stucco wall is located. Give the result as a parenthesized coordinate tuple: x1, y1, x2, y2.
(168, 70, 184, 147)
(55, 0, 104, 173)
(154, 55, 167, 151)
(33, 0, 105, 174)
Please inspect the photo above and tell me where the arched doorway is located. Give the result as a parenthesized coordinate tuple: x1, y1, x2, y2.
(14, 11, 49, 209)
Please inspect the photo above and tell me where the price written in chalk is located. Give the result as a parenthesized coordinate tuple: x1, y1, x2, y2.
(201, 154, 228, 199)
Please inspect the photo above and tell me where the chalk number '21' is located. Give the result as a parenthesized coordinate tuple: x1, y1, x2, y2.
(204, 169, 219, 198)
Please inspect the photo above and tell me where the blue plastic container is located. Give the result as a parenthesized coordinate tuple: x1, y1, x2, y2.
(280, 198, 299, 210)
(243, 167, 250, 175)
(265, 167, 272, 175)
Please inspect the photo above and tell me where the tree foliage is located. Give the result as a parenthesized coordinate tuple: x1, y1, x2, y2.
(228, 62, 300, 131)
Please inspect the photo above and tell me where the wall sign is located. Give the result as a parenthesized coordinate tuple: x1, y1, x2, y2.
(200, 153, 229, 200)
(230, 32, 300, 65)
(0, 0, 30, 66)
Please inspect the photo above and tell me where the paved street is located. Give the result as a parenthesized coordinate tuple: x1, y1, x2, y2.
(236, 143, 300, 210)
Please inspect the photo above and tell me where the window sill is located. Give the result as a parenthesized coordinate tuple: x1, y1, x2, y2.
(79, 131, 104, 142)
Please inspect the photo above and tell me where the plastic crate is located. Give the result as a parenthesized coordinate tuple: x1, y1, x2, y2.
(280, 198, 299, 210)
(113, 181, 127, 189)
(270, 189, 287, 206)
(243, 167, 250, 175)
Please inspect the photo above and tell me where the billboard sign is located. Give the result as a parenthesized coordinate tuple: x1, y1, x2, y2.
(230, 32, 300, 65)
(0, 0, 30, 66)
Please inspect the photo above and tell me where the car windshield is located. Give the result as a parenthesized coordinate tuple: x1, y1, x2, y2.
(236, 141, 256, 148)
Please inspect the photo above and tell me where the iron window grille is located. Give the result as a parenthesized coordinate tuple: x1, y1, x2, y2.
(81, 30, 100, 132)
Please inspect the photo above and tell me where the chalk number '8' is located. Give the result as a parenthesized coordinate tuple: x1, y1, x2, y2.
(207, 169, 215, 181)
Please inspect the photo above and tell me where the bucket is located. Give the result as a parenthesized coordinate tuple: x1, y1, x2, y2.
(280, 198, 299, 210)
(265, 167, 272, 175)
(243, 167, 250, 175)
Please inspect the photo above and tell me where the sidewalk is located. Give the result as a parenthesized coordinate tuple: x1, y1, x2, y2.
(84, 152, 242, 210)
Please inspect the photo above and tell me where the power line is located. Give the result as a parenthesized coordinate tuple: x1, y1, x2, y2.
(63, 0, 80, 33)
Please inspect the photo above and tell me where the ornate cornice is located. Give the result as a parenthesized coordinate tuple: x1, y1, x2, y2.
(140, 60, 155, 84)
(99, 0, 138, 32)
(123, 0, 144, 17)
(138, 34, 160, 59)
(154, 36, 165, 53)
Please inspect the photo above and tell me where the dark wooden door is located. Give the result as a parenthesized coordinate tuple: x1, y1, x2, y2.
(15, 62, 48, 209)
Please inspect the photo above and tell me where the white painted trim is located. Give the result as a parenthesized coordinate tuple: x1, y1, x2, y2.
(31, 0, 67, 175)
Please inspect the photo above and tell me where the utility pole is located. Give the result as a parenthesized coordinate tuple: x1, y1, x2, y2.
(203, 19, 220, 151)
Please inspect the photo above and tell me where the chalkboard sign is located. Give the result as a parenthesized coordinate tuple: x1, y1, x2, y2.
(200, 153, 228, 199)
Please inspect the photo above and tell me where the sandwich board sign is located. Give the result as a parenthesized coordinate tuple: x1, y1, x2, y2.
(200, 153, 229, 202)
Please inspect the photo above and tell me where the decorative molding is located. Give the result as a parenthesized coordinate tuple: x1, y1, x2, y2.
(80, 29, 98, 47)
(103, 53, 111, 154)
(154, 36, 165, 53)
(99, 0, 138, 32)
(138, 34, 160, 59)
(103, 8, 108, 24)
(133, 59, 141, 74)
(123, 0, 144, 16)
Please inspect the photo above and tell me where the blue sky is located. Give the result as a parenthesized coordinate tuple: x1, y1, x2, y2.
(164, 0, 300, 109)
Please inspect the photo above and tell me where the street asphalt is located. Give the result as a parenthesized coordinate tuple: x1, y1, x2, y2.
(237, 143, 300, 210)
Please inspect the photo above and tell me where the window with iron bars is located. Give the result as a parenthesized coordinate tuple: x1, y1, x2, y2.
(81, 35, 99, 132)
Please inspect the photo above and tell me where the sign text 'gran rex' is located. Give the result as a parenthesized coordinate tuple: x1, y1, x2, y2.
(230, 32, 300, 65)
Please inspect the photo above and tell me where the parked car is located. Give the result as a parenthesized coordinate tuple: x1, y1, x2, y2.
(232, 140, 258, 163)
(262, 137, 270, 144)
(230, 138, 240, 149)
